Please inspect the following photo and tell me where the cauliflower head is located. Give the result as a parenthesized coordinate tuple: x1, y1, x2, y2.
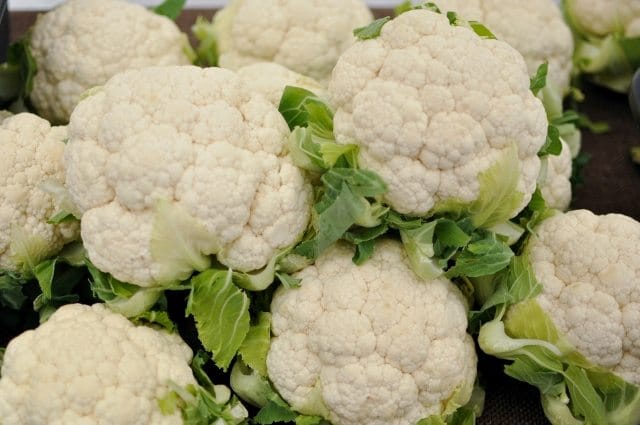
(29, 0, 192, 124)
(525, 210, 640, 384)
(0, 113, 78, 274)
(565, 0, 640, 37)
(267, 240, 477, 425)
(434, 0, 574, 99)
(237, 62, 327, 107)
(212, 0, 373, 82)
(0, 303, 195, 425)
(64, 66, 312, 287)
(540, 139, 572, 211)
(329, 10, 548, 221)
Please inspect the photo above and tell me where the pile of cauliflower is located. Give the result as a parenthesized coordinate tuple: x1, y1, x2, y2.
(0, 1, 638, 425)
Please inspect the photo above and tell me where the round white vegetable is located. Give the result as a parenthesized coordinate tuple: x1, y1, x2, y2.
(329, 10, 548, 220)
(267, 240, 477, 425)
(0, 304, 195, 425)
(29, 0, 193, 124)
(64, 66, 312, 287)
(0, 113, 78, 273)
(212, 0, 374, 82)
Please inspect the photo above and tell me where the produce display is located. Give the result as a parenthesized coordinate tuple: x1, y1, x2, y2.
(0, 1, 638, 425)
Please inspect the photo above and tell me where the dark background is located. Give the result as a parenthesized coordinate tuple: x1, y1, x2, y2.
(6, 8, 640, 425)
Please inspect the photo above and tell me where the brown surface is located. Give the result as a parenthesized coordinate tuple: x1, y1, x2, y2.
(7, 7, 640, 425)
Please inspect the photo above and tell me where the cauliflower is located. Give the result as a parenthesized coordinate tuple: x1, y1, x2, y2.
(0, 113, 78, 274)
(206, 0, 373, 82)
(64, 66, 312, 288)
(263, 240, 477, 425)
(328, 9, 548, 224)
(237, 62, 327, 107)
(28, 0, 193, 124)
(0, 303, 246, 425)
(563, 0, 640, 92)
(540, 139, 572, 211)
(479, 210, 640, 425)
(432, 0, 574, 103)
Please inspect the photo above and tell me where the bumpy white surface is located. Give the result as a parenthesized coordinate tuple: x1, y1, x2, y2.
(0, 304, 195, 425)
(528, 210, 640, 385)
(566, 0, 640, 36)
(434, 0, 574, 97)
(540, 140, 572, 211)
(29, 0, 192, 124)
(0, 113, 78, 271)
(237, 62, 327, 107)
(64, 66, 311, 286)
(267, 240, 477, 425)
(213, 0, 373, 82)
(329, 10, 548, 216)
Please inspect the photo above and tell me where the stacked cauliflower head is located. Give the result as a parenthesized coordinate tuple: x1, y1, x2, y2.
(0, 303, 196, 425)
(0, 113, 78, 273)
(64, 66, 312, 287)
(29, 0, 193, 124)
(566, 0, 640, 39)
(267, 240, 477, 425)
(212, 0, 373, 82)
(329, 9, 548, 218)
(433, 0, 574, 98)
(525, 210, 640, 384)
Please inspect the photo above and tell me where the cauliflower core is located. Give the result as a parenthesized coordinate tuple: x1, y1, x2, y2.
(0, 113, 78, 272)
(29, 0, 192, 124)
(433, 0, 574, 96)
(267, 241, 477, 425)
(64, 66, 312, 287)
(329, 10, 548, 217)
(540, 140, 572, 211)
(213, 0, 373, 82)
(528, 210, 640, 385)
(0, 303, 195, 425)
(237, 62, 327, 107)
(566, 0, 640, 37)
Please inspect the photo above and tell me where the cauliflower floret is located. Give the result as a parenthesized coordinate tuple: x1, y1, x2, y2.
(565, 0, 640, 37)
(267, 240, 477, 425)
(329, 10, 548, 217)
(212, 0, 373, 82)
(64, 66, 312, 287)
(237, 62, 327, 107)
(433, 0, 573, 99)
(29, 0, 192, 124)
(527, 210, 640, 385)
(540, 139, 572, 211)
(0, 113, 78, 273)
(0, 304, 195, 425)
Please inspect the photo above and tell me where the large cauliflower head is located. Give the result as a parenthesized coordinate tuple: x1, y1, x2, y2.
(237, 62, 327, 107)
(329, 10, 548, 218)
(29, 0, 192, 124)
(433, 0, 574, 97)
(213, 0, 373, 82)
(0, 303, 195, 425)
(0, 113, 78, 273)
(540, 139, 572, 211)
(267, 240, 477, 425)
(565, 0, 640, 37)
(64, 66, 312, 287)
(526, 210, 640, 385)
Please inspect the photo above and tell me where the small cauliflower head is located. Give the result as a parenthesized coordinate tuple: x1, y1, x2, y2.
(525, 210, 640, 384)
(565, 0, 640, 37)
(64, 66, 312, 287)
(0, 303, 196, 425)
(212, 0, 373, 82)
(237, 62, 327, 107)
(329, 10, 548, 221)
(267, 240, 477, 425)
(29, 0, 192, 124)
(539, 140, 572, 211)
(434, 0, 573, 102)
(0, 113, 78, 274)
